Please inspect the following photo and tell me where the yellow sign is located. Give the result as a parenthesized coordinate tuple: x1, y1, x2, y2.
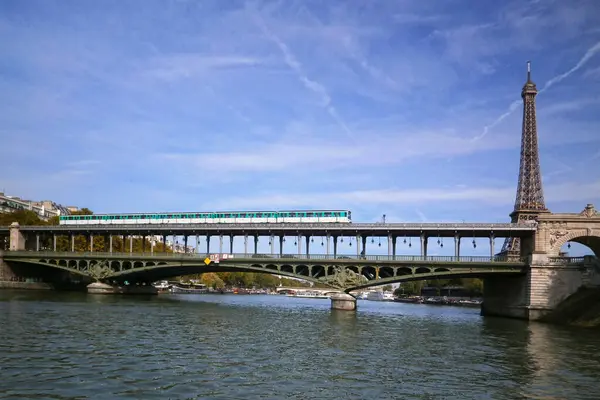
(204, 257, 211, 265)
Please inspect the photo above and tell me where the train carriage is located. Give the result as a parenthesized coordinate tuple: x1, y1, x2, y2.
(58, 210, 352, 225)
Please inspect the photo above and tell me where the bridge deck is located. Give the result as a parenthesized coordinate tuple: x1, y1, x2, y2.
(0, 222, 537, 237)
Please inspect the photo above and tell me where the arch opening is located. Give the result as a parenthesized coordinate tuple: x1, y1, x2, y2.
(560, 236, 600, 258)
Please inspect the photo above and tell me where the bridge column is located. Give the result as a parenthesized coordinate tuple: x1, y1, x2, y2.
(36, 234, 40, 251)
(297, 234, 301, 256)
(141, 236, 146, 253)
(162, 235, 167, 253)
(333, 236, 338, 258)
(454, 234, 461, 259)
(326, 234, 330, 256)
(129, 236, 133, 253)
(53, 234, 57, 252)
(109, 236, 113, 253)
(219, 235, 223, 254)
(361, 235, 366, 258)
(184, 236, 188, 254)
(206, 235, 211, 254)
(420, 234, 428, 257)
(306, 235, 310, 257)
(254, 235, 258, 254)
(71, 235, 75, 252)
(270, 234, 275, 255)
(278, 235, 283, 256)
(9, 223, 25, 251)
(229, 236, 234, 254)
(489, 235, 495, 259)
(90, 234, 94, 252)
(387, 235, 392, 257)
(196, 235, 200, 255)
(244, 235, 248, 255)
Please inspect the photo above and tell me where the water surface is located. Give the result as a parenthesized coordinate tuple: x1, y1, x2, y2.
(1, 291, 599, 399)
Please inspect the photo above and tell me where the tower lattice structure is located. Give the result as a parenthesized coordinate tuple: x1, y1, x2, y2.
(500, 61, 549, 256)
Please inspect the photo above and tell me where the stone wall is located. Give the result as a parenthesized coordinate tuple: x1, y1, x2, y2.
(0, 251, 16, 281)
(483, 254, 600, 324)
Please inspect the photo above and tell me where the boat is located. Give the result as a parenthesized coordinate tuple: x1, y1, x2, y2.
(287, 290, 330, 299)
(153, 280, 171, 293)
(170, 282, 209, 294)
(366, 291, 395, 301)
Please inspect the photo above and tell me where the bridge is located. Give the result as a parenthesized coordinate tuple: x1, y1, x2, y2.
(0, 250, 534, 292)
(0, 221, 536, 259)
(1, 63, 600, 320)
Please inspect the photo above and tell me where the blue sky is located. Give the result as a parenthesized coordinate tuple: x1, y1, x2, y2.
(1, 0, 600, 255)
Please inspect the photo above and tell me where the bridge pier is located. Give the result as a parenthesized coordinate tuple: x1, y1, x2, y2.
(481, 254, 600, 322)
(330, 293, 357, 311)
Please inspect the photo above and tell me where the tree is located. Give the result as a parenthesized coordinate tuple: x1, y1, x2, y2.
(463, 278, 484, 297)
(200, 273, 225, 289)
(0, 210, 45, 226)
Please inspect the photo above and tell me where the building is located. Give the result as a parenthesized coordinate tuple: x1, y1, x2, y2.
(0, 192, 77, 221)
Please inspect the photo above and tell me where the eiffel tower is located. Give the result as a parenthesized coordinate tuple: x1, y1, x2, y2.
(500, 61, 550, 256)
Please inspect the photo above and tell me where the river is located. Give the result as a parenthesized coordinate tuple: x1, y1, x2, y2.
(1, 291, 599, 399)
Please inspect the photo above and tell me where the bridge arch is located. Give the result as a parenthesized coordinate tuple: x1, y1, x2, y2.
(550, 229, 600, 257)
(107, 262, 329, 288)
(345, 269, 524, 293)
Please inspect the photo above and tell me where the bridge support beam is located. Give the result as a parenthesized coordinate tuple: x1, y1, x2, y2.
(330, 293, 357, 311)
(333, 236, 338, 257)
(420, 234, 428, 257)
(279, 235, 283, 256)
(454, 234, 460, 259)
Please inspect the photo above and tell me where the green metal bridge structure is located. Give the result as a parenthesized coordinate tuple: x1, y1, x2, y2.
(0, 249, 589, 293)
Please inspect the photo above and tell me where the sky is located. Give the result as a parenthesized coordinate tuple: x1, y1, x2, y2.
(1, 0, 599, 256)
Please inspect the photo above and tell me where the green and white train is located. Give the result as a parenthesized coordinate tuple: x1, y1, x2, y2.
(58, 210, 352, 225)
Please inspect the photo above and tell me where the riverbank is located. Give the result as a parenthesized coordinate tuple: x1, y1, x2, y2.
(0, 280, 53, 290)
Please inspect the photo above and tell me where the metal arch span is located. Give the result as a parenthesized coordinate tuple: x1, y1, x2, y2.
(1, 250, 536, 290)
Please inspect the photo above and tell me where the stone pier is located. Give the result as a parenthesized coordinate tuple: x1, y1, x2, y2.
(330, 293, 357, 311)
(482, 254, 600, 321)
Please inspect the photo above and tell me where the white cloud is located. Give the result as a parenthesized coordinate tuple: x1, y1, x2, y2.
(198, 181, 600, 210)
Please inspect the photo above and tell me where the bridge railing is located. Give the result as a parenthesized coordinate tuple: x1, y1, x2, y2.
(3, 250, 529, 263)
(547, 256, 587, 265)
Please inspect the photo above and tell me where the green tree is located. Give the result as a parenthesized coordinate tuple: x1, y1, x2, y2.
(0, 210, 45, 226)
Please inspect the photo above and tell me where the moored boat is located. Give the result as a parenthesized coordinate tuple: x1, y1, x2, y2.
(170, 282, 209, 294)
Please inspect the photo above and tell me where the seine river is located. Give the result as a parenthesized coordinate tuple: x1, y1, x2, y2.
(1, 291, 600, 400)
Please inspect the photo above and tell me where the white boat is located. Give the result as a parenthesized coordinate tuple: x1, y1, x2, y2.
(366, 291, 395, 301)
(170, 282, 209, 294)
(287, 290, 330, 299)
